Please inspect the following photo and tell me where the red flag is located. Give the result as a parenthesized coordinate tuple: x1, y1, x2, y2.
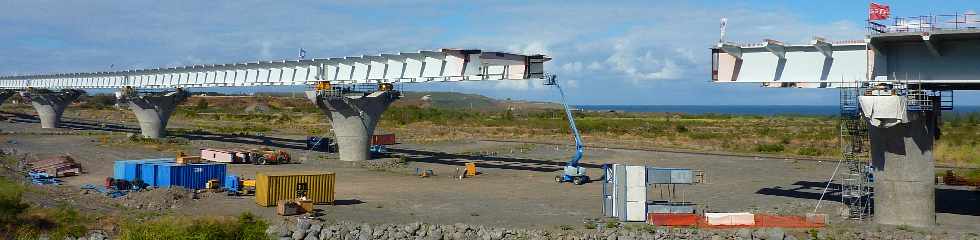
(870, 3, 890, 20)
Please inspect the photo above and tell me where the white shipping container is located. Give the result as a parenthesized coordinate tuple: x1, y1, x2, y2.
(624, 165, 647, 221)
(201, 148, 239, 163)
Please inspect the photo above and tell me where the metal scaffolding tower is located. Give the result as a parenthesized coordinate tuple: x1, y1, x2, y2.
(839, 86, 874, 220)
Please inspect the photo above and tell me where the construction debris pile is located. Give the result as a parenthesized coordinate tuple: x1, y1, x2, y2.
(117, 187, 199, 212)
(356, 158, 406, 169)
(27, 155, 81, 177)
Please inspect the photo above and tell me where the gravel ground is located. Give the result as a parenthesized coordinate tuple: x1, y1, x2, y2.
(0, 112, 977, 237)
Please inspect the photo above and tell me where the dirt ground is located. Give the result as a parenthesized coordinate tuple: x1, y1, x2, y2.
(0, 113, 977, 232)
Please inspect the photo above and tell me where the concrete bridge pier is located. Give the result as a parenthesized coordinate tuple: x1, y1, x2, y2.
(306, 90, 400, 161)
(117, 88, 190, 138)
(21, 89, 83, 128)
(868, 109, 937, 228)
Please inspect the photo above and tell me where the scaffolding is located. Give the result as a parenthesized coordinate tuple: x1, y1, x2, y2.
(838, 86, 874, 220)
(831, 80, 955, 220)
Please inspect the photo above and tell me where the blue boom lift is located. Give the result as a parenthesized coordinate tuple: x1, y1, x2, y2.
(546, 74, 590, 185)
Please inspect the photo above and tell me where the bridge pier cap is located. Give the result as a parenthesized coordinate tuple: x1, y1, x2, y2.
(306, 86, 400, 161)
(21, 89, 84, 129)
(116, 87, 190, 139)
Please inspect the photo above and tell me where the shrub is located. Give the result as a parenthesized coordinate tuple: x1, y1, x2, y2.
(755, 144, 785, 153)
(0, 177, 89, 240)
(0, 178, 29, 236)
(674, 124, 689, 133)
(119, 212, 269, 240)
(194, 98, 210, 111)
(797, 147, 821, 156)
(604, 219, 619, 229)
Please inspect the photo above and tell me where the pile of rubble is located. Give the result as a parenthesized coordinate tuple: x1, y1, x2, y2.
(117, 187, 197, 212)
(27, 155, 82, 177)
(266, 219, 974, 240)
(356, 158, 407, 170)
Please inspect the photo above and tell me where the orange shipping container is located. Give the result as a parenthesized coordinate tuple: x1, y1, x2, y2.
(255, 171, 335, 207)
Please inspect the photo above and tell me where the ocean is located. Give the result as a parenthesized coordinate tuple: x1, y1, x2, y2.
(575, 105, 980, 116)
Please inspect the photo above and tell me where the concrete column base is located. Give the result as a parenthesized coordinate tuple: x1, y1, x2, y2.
(22, 90, 83, 129)
(306, 90, 399, 161)
(120, 90, 190, 138)
(870, 110, 937, 228)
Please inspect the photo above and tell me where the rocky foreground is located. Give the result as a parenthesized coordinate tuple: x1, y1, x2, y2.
(265, 219, 980, 240)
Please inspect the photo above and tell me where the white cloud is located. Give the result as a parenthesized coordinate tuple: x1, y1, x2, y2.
(561, 61, 584, 73)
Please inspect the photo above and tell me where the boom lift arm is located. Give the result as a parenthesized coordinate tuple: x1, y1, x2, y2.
(546, 74, 589, 185)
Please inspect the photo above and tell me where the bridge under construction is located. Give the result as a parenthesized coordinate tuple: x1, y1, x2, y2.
(712, 13, 980, 228)
(0, 49, 550, 162)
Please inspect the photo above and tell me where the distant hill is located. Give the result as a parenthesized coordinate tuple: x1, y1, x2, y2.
(395, 91, 559, 111)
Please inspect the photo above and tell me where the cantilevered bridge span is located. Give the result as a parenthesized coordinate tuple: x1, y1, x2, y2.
(712, 14, 980, 228)
(0, 49, 550, 161)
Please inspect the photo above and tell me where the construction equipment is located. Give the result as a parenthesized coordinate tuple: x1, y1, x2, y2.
(243, 148, 291, 165)
(545, 74, 591, 185)
(379, 83, 394, 91)
(369, 145, 388, 157)
(224, 175, 257, 196)
(314, 81, 332, 91)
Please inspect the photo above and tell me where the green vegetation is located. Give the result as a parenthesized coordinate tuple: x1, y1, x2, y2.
(78, 94, 117, 109)
(118, 212, 269, 240)
(2, 172, 268, 239)
(0, 177, 90, 240)
(754, 143, 786, 153)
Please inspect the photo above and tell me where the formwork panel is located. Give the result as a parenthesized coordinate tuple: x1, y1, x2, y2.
(255, 171, 335, 207)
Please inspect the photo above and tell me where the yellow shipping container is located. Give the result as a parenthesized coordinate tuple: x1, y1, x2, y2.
(255, 171, 335, 207)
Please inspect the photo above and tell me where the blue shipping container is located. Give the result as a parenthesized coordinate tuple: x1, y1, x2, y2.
(157, 163, 227, 189)
(140, 162, 164, 187)
(225, 175, 240, 191)
(113, 158, 174, 181)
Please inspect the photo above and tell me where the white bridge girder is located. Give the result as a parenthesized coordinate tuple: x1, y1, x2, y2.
(712, 39, 869, 88)
(0, 49, 550, 89)
(713, 30, 980, 90)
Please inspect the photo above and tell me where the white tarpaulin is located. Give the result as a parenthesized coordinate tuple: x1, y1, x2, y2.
(705, 212, 755, 226)
(859, 95, 907, 128)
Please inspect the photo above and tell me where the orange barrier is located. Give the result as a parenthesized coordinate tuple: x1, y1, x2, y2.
(648, 213, 699, 226)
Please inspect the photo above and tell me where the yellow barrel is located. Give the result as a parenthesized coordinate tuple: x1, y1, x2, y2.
(255, 171, 335, 207)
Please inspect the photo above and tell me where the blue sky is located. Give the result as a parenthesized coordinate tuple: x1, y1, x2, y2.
(2, 0, 979, 105)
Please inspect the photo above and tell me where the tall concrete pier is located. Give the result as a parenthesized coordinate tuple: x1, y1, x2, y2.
(118, 89, 190, 138)
(307, 89, 400, 161)
(22, 89, 83, 128)
(868, 109, 937, 227)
